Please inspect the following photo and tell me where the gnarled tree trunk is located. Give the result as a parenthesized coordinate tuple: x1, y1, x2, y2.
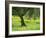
(20, 16, 26, 26)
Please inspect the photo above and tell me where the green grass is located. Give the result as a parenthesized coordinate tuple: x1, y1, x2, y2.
(12, 16, 40, 31)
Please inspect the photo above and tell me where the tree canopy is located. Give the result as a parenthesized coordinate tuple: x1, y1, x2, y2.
(12, 7, 40, 18)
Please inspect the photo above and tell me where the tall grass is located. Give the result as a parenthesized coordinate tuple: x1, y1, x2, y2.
(12, 16, 40, 31)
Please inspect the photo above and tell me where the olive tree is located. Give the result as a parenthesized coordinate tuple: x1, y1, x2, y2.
(12, 7, 29, 26)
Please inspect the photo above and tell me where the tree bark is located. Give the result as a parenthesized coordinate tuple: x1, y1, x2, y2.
(20, 16, 26, 26)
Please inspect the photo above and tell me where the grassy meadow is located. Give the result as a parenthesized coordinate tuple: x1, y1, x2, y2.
(12, 16, 40, 31)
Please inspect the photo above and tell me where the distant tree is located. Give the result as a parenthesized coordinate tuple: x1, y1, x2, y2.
(33, 8, 40, 19)
(28, 8, 34, 19)
(27, 8, 40, 19)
